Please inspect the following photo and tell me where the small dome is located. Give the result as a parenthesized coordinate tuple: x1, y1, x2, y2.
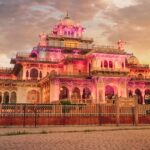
(127, 56, 139, 65)
(61, 13, 75, 26)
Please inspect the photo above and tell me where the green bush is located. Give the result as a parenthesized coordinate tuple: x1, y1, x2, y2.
(60, 100, 72, 105)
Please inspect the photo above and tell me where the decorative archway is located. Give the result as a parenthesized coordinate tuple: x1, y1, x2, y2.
(72, 87, 81, 99)
(59, 86, 69, 100)
(30, 68, 38, 80)
(135, 89, 142, 104)
(10, 92, 17, 103)
(3, 92, 9, 104)
(27, 90, 40, 104)
(105, 85, 115, 100)
(82, 87, 91, 99)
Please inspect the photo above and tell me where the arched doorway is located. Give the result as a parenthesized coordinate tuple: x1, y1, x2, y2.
(27, 90, 40, 104)
(10, 92, 17, 103)
(3, 92, 9, 104)
(72, 87, 81, 100)
(59, 86, 69, 100)
(30, 68, 38, 80)
(82, 87, 91, 99)
(145, 89, 150, 104)
(0, 92, 2, 104)
(135, 89, 142, 104)
(105, 85, 115, 100)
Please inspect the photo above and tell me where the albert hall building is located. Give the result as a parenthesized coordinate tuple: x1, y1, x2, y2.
(0, 14, 150, 104)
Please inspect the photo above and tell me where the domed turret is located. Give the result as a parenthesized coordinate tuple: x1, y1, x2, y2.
(51, 13, 85, 38)
(61, 13, 75, 26)
(127, 56, 139, 65)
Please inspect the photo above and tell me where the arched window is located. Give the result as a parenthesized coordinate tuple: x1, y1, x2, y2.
(10, 92, 17, 103)
(135, 89, 142, 104)
(82, 88, 91, 99)
(105, 85, 115, 100)
(145, 89, 150, 104)
(104, 60, 108, 68)
(30, 68, 38, 80)
(109, 61, 113, 68)
(0, 92, 2, 104)
(3, 92, 9, 104)
(64, 31, 67, 36)
(59, 86, 69, 100)
(72, 87, 81, 99)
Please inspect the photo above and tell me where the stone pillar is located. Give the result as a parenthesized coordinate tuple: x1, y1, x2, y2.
(68, 89, 72, 102)
(141, 90, 145, 104)
(22, 67, 26, 80)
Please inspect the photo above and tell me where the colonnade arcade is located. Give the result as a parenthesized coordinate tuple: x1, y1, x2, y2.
(0, 91, 17, 104)
(91, 56, 126, 71)
(128, 88, 150, 104)
(59, 86, 92, 103)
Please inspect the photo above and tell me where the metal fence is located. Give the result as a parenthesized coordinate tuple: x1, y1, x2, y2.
(0, 104, 150, 126)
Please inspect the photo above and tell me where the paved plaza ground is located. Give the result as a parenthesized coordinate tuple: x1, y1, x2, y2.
(0, 126, 150, 150)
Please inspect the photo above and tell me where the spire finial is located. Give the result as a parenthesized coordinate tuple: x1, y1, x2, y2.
(64, 11, 70, 19)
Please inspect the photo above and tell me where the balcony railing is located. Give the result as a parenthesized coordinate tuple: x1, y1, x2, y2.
(14, 57, 61, 63)
(130, 77, 150, 81)
(16, 53, 30, 58)
(91, 67, 130, 73)
(128, 64, 149, 68)
(48, 35, 93, 42)
(65, 54, 86, 60)
(0, 67, 13, 73)
(49, 72, 88, 78)
(93, 45, 129, 54)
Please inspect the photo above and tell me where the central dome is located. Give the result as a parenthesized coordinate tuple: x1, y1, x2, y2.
(61, 13, 75, 26)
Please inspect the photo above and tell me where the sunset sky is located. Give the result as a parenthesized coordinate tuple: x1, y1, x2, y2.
(0, 0, 149, 67)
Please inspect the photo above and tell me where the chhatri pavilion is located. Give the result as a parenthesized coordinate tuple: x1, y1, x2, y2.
(0, 14, 150, 104)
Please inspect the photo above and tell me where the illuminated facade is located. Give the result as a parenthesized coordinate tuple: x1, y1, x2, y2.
(0, 14, 150, 104)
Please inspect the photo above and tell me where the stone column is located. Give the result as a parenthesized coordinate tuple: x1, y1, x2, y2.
(141, 90, 145, 104)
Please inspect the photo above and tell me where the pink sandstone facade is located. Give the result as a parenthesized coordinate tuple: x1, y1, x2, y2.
(0, 14, 150, 104)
